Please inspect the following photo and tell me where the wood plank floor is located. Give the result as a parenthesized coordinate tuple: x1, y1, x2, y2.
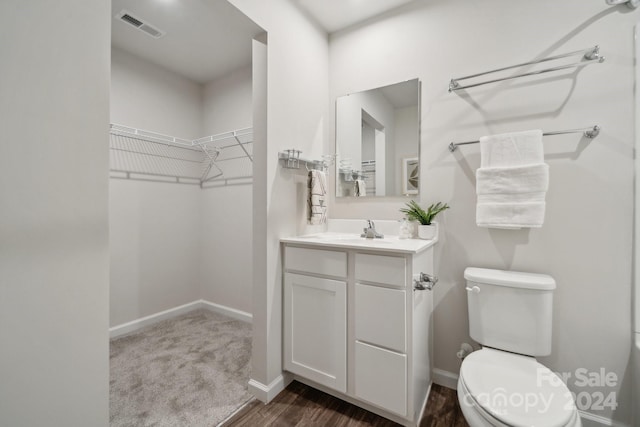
(222, 381, 469, 427)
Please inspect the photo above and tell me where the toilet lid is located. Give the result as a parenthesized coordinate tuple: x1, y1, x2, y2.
(460, 348, 576, 427)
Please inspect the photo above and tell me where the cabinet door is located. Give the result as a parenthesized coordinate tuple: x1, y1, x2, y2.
(284, 273, 347, 392)
(354, 341, 407, 416)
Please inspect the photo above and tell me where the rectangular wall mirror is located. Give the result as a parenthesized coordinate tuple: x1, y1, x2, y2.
(335, 78, 420, 198)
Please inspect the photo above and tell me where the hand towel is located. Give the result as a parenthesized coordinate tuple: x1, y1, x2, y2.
(308, 170, 327, 225)
(355, 179, 366, 197)
(476, 130, 548, 229)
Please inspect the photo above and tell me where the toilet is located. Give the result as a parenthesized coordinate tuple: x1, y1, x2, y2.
(457, 267, 581, 427)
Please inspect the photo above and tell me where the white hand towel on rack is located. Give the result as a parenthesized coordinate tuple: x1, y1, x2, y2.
(308, 169, 327, 225)
(476, 130, 548, 229)
(355, 179, 366, 197)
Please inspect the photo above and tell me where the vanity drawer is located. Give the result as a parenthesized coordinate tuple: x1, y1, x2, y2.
(354, 341, 407, 417)
(355, 253, 406, 287)
(284, 246, 347, 278)
(355, 284, 406, 352)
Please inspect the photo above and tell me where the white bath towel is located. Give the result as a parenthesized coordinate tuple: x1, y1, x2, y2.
(476, 130, 548, 229)
(476, 164, 549, 195)
(480, 129, 544, 168)
(476, 202, 547, 228)
(308, 170, 327, 225)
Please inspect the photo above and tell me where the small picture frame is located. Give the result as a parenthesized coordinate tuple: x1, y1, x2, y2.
(402, 157, 419, 195)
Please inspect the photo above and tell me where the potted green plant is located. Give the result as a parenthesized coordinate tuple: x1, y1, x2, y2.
(400, 200, 450, 240)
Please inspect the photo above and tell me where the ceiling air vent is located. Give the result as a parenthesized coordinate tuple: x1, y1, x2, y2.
(115, 10, 165, 39)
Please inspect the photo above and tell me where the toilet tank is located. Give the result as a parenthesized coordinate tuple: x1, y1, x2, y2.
(464, 267, 556, 356)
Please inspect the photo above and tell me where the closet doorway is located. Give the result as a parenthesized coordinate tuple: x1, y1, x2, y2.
(108, 1, 264, 425)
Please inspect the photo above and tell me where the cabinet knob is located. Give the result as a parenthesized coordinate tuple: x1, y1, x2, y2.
(414, 272, 438, 291)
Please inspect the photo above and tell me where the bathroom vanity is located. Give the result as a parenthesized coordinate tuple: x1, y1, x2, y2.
(281, 232, 436, 426)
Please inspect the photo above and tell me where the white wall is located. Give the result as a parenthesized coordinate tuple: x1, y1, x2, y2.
(229, 0, 330, 401)
(200, 67, 253, 313)
(329, 1, 634, 424)
(111, 47, 203, 139)
(109, 181, 202, 326)
(109, 49, 203, 326)
(202, 65, 252, 134)
(0, 1, 110, 425)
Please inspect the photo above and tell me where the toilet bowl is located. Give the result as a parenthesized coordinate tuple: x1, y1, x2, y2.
(459, 268, 581, 427)
(457, 348, 581, 427)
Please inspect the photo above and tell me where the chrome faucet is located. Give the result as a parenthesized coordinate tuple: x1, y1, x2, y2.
(361, 219, 384, 239)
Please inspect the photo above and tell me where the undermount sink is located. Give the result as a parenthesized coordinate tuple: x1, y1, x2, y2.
(296, 232, 357, 240)
(337, 238, 392, 244)
(296, 233, 392, 244)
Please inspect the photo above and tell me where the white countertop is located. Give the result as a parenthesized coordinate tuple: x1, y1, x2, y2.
(280, 232, 437, 254)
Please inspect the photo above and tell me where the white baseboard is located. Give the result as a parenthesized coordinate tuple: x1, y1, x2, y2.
(109, 299, 252, 338)
(109, 300, 203, 338)
(248, 374, 288, 403)
(579, 410, 629, 427)
(432, 368, 459, 390)
(200, 300, 252, 323)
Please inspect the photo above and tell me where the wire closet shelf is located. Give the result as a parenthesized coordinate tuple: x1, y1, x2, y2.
(109, 124, 253, 187)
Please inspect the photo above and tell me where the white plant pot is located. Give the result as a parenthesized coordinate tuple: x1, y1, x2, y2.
(418, 222, 438, 240)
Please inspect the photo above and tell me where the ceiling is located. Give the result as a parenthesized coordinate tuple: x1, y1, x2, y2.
(293, 0, 417, 33)
(111, 0, 263, 84)
(111, 0, 415, 84)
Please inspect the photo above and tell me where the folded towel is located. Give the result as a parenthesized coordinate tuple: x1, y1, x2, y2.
(480, 129, 543, 168)
(355, 179, 366, 197)
(308, 170, 327, 225)
(476, 130, 548, 229)
(476, 202, 546, 229)
(476, 164, 549, 195)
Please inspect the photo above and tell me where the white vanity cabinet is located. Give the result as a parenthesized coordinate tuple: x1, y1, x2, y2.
(282, 237, 435, 427)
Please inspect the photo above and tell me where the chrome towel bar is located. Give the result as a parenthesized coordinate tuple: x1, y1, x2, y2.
(449, 46, 605, 92)
(448, 125, 600, 152)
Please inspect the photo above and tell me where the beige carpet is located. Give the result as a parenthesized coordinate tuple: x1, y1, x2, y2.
(110, 309, 253, 427)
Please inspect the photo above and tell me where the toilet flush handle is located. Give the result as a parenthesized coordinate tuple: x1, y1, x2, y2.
(465, 285, 480, 294)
